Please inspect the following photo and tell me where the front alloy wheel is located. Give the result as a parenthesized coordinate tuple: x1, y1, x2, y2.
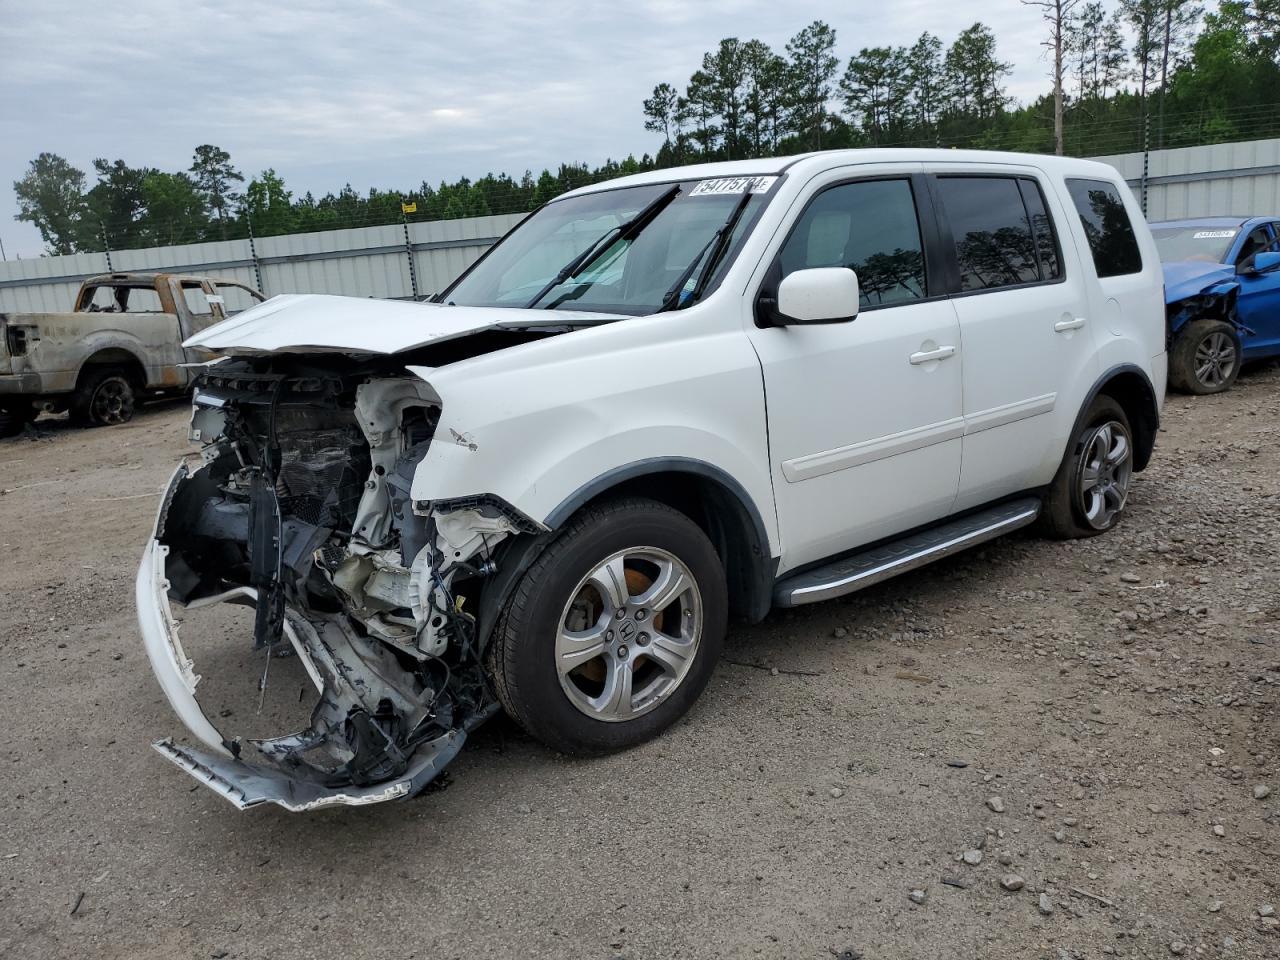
(1193, 331, 1237, 390)
(556, 547, 703, 722)
(489, 497, 727, 755)
(1169, 319, 1240, 395)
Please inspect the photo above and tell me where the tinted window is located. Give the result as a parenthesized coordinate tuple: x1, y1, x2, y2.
(936, 177, 1046, 291)
(779, 179, 926, 308)
(1065, 178, 1143, 277)
(1019, 180, 1062, 281)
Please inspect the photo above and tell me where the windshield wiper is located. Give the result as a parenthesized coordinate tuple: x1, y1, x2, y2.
(524, 184, 682, 309)
(657, 190, 755, 312)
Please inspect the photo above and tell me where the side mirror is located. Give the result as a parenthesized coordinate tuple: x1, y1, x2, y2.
(1242, 250, 1280, 275)
(773, 267, 860, 325)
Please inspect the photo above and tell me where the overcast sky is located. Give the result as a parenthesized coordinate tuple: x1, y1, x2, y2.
(1, 0, 1067, 258)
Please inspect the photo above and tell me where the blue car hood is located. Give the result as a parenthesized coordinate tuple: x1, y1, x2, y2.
(1162, 260, 1237, 303)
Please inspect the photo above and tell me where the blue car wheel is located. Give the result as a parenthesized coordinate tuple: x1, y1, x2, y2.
(1170, 319, 1240, 395)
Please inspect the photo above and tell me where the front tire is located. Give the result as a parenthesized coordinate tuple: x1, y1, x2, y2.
(488, 497, 727, 755)
(1041, 395, 1134, 539)
(71, 367, 136, 426)
(1169, 319, 1240, 395)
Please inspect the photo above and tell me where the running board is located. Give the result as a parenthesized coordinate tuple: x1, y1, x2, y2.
(773, 497, 1041, 608)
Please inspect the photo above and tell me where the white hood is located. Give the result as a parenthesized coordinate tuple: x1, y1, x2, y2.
(184, 293, 620, 355)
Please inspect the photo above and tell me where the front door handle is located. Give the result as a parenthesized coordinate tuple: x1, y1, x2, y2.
(909, 345, 956, 365)
(1054, 317, 1086, 332)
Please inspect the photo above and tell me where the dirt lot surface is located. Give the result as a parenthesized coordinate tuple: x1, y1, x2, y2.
(2, 370, 1278, 960)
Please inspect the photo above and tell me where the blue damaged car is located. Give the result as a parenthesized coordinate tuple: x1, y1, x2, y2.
(1151, 216, 1280, 394)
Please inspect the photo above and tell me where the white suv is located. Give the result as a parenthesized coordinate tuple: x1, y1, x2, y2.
(137, 150, 1166, 810)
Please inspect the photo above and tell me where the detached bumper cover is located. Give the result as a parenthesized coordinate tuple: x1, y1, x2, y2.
(136, 468, 232, 758)
(152, 730, 467, 812)
(136, 465, 491, 811)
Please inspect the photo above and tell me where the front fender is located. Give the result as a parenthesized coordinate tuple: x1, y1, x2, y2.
(403, 320, 779, 555)
(1167, 281, 1243, 339)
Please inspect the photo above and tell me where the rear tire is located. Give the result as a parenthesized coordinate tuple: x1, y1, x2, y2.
(0, 403, 35, 438)
(71, 367, 136, 427)
(1040, 395, 1134, 539)
(1169, 319, 1240, 395)
(487, 497, 727, 755)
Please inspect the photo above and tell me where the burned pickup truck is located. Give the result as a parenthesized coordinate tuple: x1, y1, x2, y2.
(0, 272, 264, 434)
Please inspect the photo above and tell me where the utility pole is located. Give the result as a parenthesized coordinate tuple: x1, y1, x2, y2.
(246, 213, 266, 295)
(1140, 112, 1151, 216)
(400, 199, 421, 300)
(100, 221, 114, 273)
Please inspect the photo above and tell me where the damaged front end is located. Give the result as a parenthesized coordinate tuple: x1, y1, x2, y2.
(136, 359, 535, 811)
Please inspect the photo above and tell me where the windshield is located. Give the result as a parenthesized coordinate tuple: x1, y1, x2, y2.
(1151, 225, 1240, 264)
(441, 177, 778, 315)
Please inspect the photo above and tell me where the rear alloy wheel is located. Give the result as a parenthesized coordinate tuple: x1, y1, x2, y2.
(1169, 319, 1240, 395)
(488, 497, 727, 755)
(1040, 395, 1134, 539)
(72, 368, 136, 427)
(1073, 418, 1133, 531)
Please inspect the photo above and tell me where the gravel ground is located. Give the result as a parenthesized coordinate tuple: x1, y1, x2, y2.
(1, 369, 1278, 960)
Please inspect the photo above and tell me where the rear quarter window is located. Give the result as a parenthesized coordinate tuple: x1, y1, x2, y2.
(1065, 178, 1143, 278)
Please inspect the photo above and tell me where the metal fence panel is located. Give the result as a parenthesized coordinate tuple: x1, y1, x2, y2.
(3, 144, 1278, 313)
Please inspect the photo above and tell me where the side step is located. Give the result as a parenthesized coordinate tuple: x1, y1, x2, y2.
(773, 497, 1041, 608)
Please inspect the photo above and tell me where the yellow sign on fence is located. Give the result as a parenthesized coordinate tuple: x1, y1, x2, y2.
(401, 201, 417, 215)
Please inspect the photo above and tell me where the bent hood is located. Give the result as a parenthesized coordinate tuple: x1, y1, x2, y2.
(1162, 260, 1237, 304)
(184, 293, 622, 355)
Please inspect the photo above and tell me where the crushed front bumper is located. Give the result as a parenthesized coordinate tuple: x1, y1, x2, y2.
(150, 731, 467, 812)
(135, 467, 489, 812)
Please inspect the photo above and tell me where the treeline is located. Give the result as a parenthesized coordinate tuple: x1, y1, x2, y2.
(13, 147, 643, 255)
(641, 1, 1280, 161)
(12, 1, 1280, 256)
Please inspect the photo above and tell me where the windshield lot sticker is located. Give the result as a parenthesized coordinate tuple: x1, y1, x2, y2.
(1193, 230, 1237, 239)
(689, 176, 778, 197)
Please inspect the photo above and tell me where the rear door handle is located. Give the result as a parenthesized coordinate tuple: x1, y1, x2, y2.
(909, 345, 956, 365)
(1054, 317, 1086, 332)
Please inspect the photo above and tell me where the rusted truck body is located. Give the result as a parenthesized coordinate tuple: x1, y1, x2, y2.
(0, 272, 265, 434)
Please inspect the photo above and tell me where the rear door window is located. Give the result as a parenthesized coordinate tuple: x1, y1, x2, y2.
(1065, 178, 1143, 277)
(935, 176, 1059, 292)
(777, 178, 927, 308)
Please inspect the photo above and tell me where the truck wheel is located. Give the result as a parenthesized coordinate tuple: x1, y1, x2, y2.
(487, 497, 727, 755)
(71, 367, 136, 426)
(1040, 395, 1134, 539)
(0, 403, 36, 438)
(1169, 319, 1240, 394)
